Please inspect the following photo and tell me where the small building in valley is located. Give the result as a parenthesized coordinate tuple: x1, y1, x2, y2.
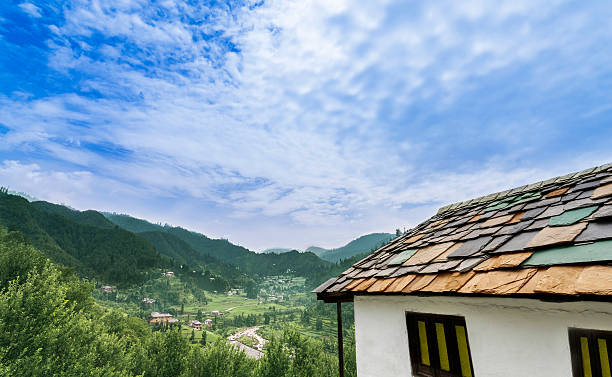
(204, 319, 213, 327)
(101, 285, 113, 293)
(165, 271, 175, 277)
(316, 163, 612, 377)
(142, 297, 156, 305)
(189, 320, 202, 330)
(211, 310, 221, 317)
(149, 312, 174, 324)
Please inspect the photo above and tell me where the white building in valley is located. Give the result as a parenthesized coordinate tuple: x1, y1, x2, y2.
(315, 163, 612, 377)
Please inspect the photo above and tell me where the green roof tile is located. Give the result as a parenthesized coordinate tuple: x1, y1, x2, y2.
(522, 240, 612, 266)
(549, 206, 599, 226)
(387, 249, 418, 266)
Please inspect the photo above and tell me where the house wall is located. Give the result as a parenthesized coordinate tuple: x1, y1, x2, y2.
(353, 295, 612, 377)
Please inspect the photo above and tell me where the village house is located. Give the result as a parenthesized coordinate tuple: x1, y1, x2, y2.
(149, 312, 174, 324)
(165, 271, 175, 277)
(211, 310, 222, 317)
(204, 319, 213, 328)
(188, 320, 202, 330)
(315, 163, 612, 377)
(142, 297, 156, 305)
(100, 285, 113, 293)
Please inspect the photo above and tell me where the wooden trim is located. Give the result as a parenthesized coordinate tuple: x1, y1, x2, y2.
(405, 312, 475, 377)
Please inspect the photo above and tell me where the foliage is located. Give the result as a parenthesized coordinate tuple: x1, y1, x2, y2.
(310, 233, 395, 263)
(0, 194, 166, 286)
(0, 227, 357, 377)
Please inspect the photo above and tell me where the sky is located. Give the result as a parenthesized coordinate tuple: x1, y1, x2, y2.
(1, 0, 612, 251)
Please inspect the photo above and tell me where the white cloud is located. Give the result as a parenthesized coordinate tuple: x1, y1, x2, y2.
(2, 0, 612, 249)
(18, 3, 42, 18)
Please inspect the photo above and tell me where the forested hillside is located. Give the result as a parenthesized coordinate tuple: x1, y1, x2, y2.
(0, 193, 166, 286)
(105, 213, 335, 280)
(0, 226, 356, 377)
(306, 233, 394, 263)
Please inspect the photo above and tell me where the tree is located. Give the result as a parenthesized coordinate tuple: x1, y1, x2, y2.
(316, 319, 323, 331)
(190, 329, 195, 343)
(181, 302, 185, 315)
(200, 330, 207, 346)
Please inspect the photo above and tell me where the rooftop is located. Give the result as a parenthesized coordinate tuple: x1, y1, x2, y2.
(315, 163, 612, 302)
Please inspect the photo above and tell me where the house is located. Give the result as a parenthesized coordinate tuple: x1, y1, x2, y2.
(142, 297, 156, 305)
(189, 320, 202, 330)
(204, 319, 213, 327)
(149, 312, 174, 324)
(101, 285, 113, 293)
(165, 271, 175, 277)
(211, 310, 221, 317)
(315, 163, 612, 377)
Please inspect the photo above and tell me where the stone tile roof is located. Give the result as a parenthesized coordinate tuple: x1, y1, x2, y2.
(315, 163, 612, 301)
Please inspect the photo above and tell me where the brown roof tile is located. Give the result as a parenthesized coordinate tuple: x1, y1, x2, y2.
(458, 269, 537, 295)
(351, 278, 379, 292)
(592, 183, 612, 199)
(546, 187, 570, 198)
(481, 214, 514, 228)
(525, 223, 587, 248)
(421, 272, 476, 292)
(385, 275, 416, 292)
(366, 278, 397, 293)
(473, 252, 533, 272)
(403, 242, 455, 266)
(402, 274, 437, 293)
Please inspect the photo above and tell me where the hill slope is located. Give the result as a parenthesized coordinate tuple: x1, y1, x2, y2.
(0, 193, 166, 286)
(105, 213, 334, 278)
(307, 233, 395, 263)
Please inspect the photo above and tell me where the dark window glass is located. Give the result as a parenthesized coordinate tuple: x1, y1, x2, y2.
(406, 312, 475, 377)
(569, 328, 612, 377)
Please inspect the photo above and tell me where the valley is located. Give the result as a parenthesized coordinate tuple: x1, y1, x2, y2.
(0, 189, 386, 375)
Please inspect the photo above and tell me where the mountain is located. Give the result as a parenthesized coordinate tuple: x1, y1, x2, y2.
(0, 193, 166, 286)
(105, 213, 334, 279)
(304, 246, 327, 257)
(32, 201, 115, 229)
(307, 233, 395, 263)
(261, 248, 294, 254)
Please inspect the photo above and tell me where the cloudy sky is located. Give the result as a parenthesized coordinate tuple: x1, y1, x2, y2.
(1, 1, 612, 251)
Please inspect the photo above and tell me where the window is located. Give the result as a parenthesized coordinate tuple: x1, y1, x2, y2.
(569, 328, 612, 377)
(406, 312, 475, 377)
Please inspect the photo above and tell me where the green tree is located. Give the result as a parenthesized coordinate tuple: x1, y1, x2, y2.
(182, 340, 255, 377)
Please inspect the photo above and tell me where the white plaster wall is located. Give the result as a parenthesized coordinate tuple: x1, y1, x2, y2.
(353, 295, 612, 377)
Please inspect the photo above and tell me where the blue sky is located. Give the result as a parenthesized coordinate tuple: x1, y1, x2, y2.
(1, 0, 612, 251)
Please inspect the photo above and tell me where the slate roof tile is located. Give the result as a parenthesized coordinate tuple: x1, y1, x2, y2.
(525, 223, 587, 248)
(573, 221, 612, 243)
(592, 183, 612, 199)
(491, 230, 539, 254)
(317, 163, 612, 301)
(447, 237, 493, 258)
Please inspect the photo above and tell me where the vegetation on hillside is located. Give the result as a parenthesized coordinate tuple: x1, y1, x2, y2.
(307, 233, 395, 263)
(0, 192, 166, 286)
(0, 226, 357, 376)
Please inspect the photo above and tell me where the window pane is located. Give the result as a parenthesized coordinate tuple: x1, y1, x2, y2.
(580, 337, 592, 377)
(599, 338, 611, 377)
(456, 325, 473, 377)
(418, 320, 431, 366)
(436, 322, 450, 371)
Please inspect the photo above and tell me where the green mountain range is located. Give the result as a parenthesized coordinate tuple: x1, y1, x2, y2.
(306, 233, 395, 263)
(0, 189, 392, 290)
(0, 193, 165, 286)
